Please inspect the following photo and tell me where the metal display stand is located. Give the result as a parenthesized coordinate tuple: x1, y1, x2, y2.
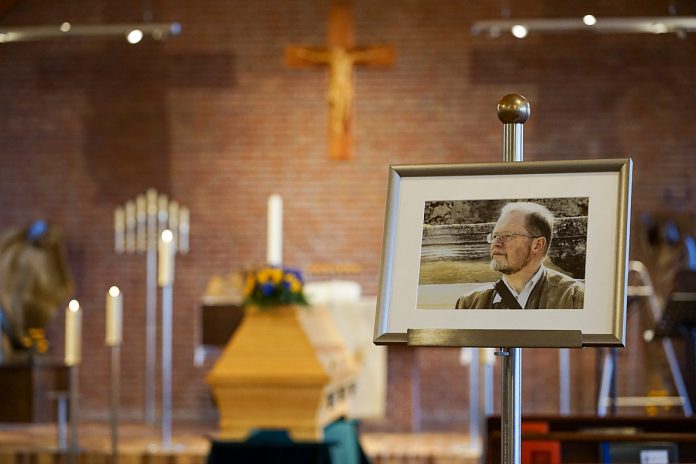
(398, 96, 631, 464)
(496, 93, 529, 464)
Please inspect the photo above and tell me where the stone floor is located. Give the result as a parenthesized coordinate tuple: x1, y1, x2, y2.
(0, 422, 481, 464)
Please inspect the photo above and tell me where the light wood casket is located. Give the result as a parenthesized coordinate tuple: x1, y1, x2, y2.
(206, 305, 359, 440)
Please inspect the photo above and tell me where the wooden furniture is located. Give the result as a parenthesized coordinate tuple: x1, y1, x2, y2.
(486, 416, 696, 464)
(199, 304, 245, 347)
(0, 362, 69, 422)
(206, 305, 359, 440)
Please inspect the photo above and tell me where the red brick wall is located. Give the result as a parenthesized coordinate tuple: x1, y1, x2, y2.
(1, 0, 695, 429)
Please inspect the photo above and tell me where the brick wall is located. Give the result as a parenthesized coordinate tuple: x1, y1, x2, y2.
(1, 0, 695, 429)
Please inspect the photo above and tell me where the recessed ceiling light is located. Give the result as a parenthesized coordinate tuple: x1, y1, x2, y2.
(511, 24, 528, 38)
(127, 29, 143, 44)
(583, 15, 597, 26)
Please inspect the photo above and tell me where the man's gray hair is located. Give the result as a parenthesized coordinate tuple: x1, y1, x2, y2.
(500, 202, 554, 252)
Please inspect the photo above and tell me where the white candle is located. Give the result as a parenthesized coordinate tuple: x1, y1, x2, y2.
(105, 286, 122, 346)
(158, 229, 175, 286)
(125, 200, 136, 253)
(147, 189, 158, 247)
(168, 201, 179, 250)
(114, 207, 125, 253)
(65, 299, 82, 366)
(178, 207, 190, 254)
(136, 194, 147, 252)
(158, 194, 169, 231)
(267, 194, 283, 267)
(147, 188, 158, 216)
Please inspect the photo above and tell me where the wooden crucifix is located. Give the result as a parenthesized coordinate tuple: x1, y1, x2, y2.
(286, 1, 394, 160)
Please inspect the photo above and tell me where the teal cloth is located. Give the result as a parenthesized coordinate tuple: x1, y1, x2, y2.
(324, 419, 369, 464)
(206, 419, 370, 464)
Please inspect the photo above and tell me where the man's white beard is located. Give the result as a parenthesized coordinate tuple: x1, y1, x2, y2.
(490, 249, 531, 275)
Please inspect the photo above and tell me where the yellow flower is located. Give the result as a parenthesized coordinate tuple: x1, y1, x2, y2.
(37, 341, 49, 354)
(269, 268, 283, 284)
(284, 274, 302, 293)
(257, 269, 272, 282)
(244, 273, 257, 296)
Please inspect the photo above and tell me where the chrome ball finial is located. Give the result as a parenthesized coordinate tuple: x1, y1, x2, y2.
(497, 94, 531, 124)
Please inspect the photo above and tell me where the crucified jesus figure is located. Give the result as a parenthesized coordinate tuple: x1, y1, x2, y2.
(285, 2, 394, 160)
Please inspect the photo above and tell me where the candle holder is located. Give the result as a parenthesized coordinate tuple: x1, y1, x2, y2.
(114, 189, 189, 424)
(106, 286, 123, 463)
(64, 299, 82, 464)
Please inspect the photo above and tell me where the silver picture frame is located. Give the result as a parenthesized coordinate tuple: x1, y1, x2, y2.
(373, 159, 633, 348)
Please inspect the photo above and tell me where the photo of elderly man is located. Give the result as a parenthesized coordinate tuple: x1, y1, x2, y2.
(455, 202, 584, 309)
(416, 198, 586, 310)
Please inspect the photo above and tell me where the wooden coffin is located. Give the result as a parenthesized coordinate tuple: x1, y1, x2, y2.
(206, 305, 359, 440)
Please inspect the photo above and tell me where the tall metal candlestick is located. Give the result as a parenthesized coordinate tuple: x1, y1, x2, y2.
(65, 299, 82, 464)
(161, 284, 173, 447)
(145, 188, 159, 423)
(158, 230, 175, 448)
(106, 286, 122, 463)
(110, 344, 120, 463)
(69, 365, 79, 464)
(496, 93, 530, 464)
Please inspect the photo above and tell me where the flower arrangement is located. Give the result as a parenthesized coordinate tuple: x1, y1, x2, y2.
(243, 266, 309, 308)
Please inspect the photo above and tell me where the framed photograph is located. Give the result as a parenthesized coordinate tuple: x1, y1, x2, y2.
(373, 159, 632, 348)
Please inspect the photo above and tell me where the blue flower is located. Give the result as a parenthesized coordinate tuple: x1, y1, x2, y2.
(261, 282, 275, 296)
(283, 268, 304, 283)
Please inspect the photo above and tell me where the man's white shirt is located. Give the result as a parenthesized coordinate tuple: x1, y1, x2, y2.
(492, 265, 545, 308)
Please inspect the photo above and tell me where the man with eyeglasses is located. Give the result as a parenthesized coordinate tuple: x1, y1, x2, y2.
(455, 202, 584, 309)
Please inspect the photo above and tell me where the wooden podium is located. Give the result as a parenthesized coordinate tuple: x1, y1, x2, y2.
(0, 362, 69, 422)
(206, 305, 359, 440)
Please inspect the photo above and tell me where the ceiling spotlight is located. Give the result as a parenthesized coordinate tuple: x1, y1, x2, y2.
(650, 22, 668, 34)
(0, 23, 181, 43)
(511, 24, 528, 38)
(583, 15, 597, 26)
(127, 29, 143, 44)
(472, 16, 696, 37)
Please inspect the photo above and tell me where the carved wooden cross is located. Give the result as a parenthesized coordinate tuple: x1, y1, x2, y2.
(286, 1, 394, 160)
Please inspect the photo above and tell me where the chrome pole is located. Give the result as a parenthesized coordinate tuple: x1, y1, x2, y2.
(57, 393, 68, 451)
(497, 94, 530, 464)
(69, 365, 79, 464)
(559, 348, 571, 415)
(161, 284, 173, 448)
(468, 348, 480, 446)
(145, 208, 157, 424)
(110, 345, 120, 464)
